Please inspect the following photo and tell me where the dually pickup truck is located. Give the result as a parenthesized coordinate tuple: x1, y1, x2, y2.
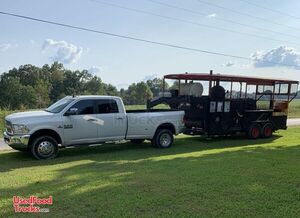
(4, 96, 184, 159)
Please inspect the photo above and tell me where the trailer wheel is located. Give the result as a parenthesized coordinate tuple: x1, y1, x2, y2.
(261, 123, 273, 138)
(247, 124, 261, 139)
(152, 129, 174, 148)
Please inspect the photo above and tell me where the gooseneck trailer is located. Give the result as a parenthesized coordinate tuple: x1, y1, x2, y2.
(147, 71, 299, 139)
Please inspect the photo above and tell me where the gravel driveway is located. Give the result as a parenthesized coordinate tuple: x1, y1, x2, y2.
(0, 138, 10, 150)
(287, 118, 300, 127)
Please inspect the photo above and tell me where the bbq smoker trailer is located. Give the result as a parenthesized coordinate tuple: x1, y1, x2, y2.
(147, 71, 299, 139)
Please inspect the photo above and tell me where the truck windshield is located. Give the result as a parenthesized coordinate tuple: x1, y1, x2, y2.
(45, 97, 75, 113)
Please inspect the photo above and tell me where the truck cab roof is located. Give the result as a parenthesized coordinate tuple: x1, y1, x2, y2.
(69, 95, 122, 100)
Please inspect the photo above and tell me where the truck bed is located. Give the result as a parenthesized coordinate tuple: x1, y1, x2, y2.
(126, 109, 179, 113)
(125, 109, 185, 139)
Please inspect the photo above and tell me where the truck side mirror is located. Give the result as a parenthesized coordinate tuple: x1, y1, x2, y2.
(65, 108, 78, 116)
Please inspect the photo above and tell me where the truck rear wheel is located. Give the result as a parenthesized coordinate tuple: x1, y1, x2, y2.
(30, 135, 59, 160)
(152, 129, 174, 148)
(247, 124, 261, 139)
(261, 123, 273, 138)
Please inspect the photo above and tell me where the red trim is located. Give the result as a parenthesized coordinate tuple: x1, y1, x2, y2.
(264, 126, 272, 137)
(164, 73, 299, 85)
(252, 127, 260, 138)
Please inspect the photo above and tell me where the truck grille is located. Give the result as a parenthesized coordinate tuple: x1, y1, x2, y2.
(5, 119, 13, 134)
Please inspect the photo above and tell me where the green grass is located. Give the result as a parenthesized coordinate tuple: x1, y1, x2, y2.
(288, 99, 300, 118)
(0, 127, 300, 217)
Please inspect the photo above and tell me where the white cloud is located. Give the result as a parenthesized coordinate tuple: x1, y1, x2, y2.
(251, 46, 300, 69)
(42, 39, 83, 64)
(207, 13, 217, 18)
(88, 66, 101, 75)
(223, 61, 235, 67)
(0, 43, 11, 52)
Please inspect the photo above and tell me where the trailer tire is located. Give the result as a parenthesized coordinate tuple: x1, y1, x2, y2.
(152, 129, 174, 148)
(261, 123, 273, 138)
(247, 124, 261, 139)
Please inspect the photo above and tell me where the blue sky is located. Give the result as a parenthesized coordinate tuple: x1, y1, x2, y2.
(0, 0, 300, 89)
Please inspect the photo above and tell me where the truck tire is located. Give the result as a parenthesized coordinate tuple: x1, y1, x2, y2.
(261, 123, 273, 138)
(130, 139, 145, 144)
(247, 124, 261, 139)
(152, 129, 174, 148)
(30, 135, 59, 160)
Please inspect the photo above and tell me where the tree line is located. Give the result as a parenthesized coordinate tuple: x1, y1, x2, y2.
(0, 62, 166, 109)
(0, 62, 298, 110)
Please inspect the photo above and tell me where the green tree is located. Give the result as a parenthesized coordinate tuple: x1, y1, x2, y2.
(0, 77, 37, 109)
(49, 62, 65, 102)
(146, 78, 168, 97)
(63, 70, 84, 96)
(124, 82, 153, 105)
(84, 76, 105, 95)
(0, 62, 164, 109)
(34, 79, 51, 108)
(103, 84, 119, 96)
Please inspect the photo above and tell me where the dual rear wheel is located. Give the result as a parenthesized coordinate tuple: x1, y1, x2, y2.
(247, 123, 273, 139)
(30, 136, 59, 160)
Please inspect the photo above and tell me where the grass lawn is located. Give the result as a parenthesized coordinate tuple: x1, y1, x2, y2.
(0, 127, 299, 217)
(287, 99, 300, 118)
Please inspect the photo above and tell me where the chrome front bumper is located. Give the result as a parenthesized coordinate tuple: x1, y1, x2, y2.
(3, 131, 30, 150)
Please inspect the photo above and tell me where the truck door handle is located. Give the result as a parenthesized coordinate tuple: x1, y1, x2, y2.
(87, 118, 97, 122)
(116, 117, 123, 120)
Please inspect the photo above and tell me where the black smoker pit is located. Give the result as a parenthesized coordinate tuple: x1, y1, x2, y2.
(147, 71, 299, 138)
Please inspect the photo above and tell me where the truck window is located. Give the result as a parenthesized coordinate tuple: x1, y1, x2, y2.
(45, 97, 74, 113)
(72, 100, 95, 115)
(97, 99, 119, 114)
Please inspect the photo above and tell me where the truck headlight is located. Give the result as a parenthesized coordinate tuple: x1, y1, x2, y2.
(12, 124, 29, 134)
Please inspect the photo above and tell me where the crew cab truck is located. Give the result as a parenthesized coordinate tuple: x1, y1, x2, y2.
(4, 96, 185, 159)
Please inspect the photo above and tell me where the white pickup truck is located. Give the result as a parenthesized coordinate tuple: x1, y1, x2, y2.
(4, 96, 184, 159)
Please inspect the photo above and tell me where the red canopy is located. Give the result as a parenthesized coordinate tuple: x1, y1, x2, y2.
(164, 73, 299, 85)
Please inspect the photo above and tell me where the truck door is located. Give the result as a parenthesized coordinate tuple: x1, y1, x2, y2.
(96, 99, 127, 141)
(63, 99, 99, 145)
